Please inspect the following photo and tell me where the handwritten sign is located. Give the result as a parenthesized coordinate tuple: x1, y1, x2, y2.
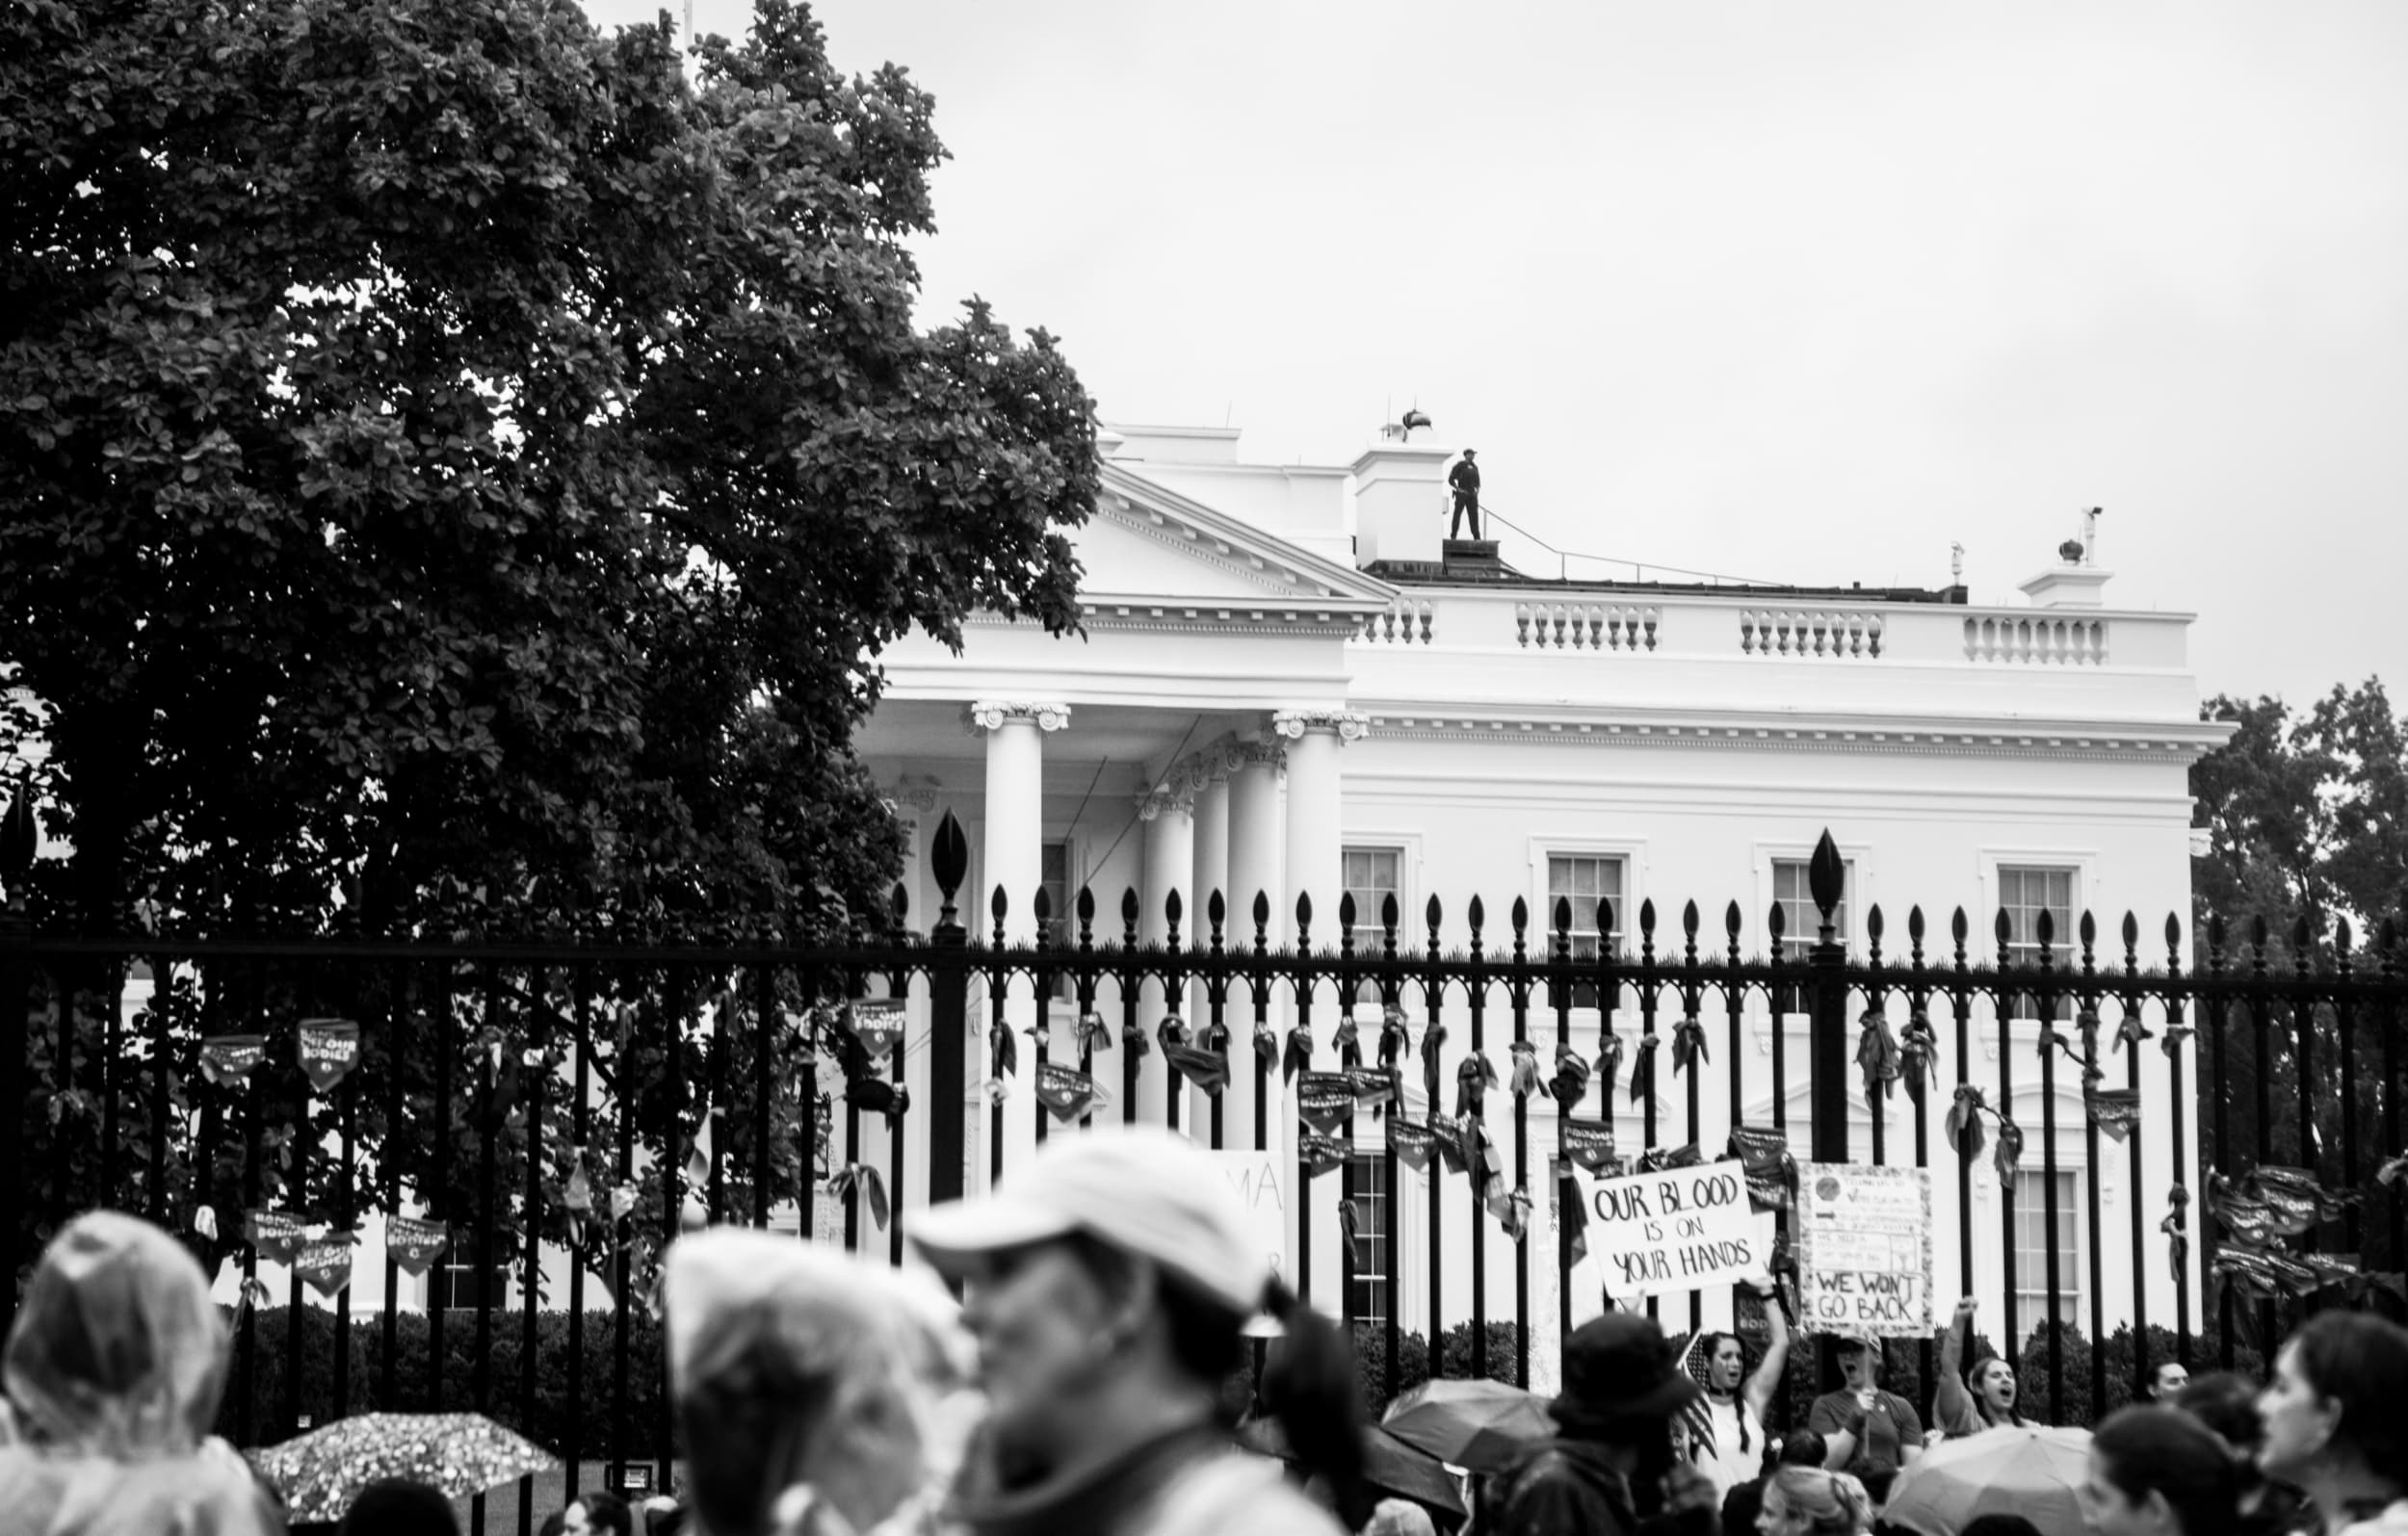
(1795, 1161, 1934, 1337)
(1203, 1150, 1289, 1285)
(1577, 1159, 1761, 1298)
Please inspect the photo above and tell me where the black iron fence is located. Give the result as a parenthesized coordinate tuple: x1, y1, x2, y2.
(5, 821, 2403, 1514)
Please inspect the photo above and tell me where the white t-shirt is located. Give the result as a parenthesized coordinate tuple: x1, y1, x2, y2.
(1694, 1395, 1766, 1497)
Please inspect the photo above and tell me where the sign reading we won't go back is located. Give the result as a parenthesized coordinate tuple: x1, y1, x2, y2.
(1794, 1161, 1935, 1338)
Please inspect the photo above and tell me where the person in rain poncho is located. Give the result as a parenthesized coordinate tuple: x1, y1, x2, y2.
(0, 1209, 283, 1535)
(666, 1228, 980, 1536)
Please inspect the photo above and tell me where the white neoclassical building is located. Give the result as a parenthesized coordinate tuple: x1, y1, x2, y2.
(854, 420, 2226, 1381)
(212, 421, 2226, 1392)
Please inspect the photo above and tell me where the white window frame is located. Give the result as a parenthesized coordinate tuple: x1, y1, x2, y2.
(424, 1258, 512, 1314)
(2009, 1167, 2083, 1332)
(1980, 849, 2092, 1023)
(1750, 839, 1873, 961)
(1341, 840, 1417, 1005)
(1347, 1150, 1393, 1331)
(1530, 838, 1645, 1013)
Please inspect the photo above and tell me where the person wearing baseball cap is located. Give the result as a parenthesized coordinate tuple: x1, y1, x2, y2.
(1490, 1312, 1723, 1536)
(911, 1126, 1361, 1536)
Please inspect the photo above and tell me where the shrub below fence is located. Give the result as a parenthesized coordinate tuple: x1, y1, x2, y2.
(214, 1307, 667, 1454)
(214, 1306, 2270, 1451)
(1770, 1320, 2267, 1433)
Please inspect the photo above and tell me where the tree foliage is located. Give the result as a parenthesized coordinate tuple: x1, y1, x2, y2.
(2192, 680, 2408, 946)
(0, 0, 1095, 939)
(2187, 677, 2407, 1280)
(1, 0, 1093, 1289)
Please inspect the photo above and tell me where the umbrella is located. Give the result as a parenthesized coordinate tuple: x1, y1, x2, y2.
(247, 1411, 559, 1525)
(1882, 1424, 2095, 1536)
(1379, 1378, 1554, 1474)
(1237, 1417, 1469, 1529)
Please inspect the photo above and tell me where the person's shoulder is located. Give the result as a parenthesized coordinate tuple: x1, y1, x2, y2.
(1146, 1451, 1345, 1536)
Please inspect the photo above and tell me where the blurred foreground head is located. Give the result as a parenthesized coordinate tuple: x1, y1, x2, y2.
(3, 1210, 228, 1458)
(666, 1230, 973, 1536)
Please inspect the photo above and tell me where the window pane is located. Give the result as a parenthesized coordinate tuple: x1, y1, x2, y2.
(1348, 1153, 1390, 1328)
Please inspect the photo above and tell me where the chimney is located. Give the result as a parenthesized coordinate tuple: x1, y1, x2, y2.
(2019, 508, 2113, 609)
(1351, 422, 1452, 568)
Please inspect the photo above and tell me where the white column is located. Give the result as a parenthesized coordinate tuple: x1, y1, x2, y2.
(1273, 710, 1365, 941)
(1139, 784, 1196, 1131)
(1225, 740, 1286, 1159)
(1191, 764, 1231, 943)
(1273, 709, 1369, 1314)
(967, 700, 1067, 1185)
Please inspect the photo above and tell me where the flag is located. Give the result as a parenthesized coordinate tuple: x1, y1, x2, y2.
(1675, 1326, 1717, 1465)
(1558, 1162, 1589, 1264)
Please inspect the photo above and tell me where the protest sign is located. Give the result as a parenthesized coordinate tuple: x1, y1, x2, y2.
(297, 1019, 360, 1093)
(1296, 1073, 1357, 1132)
(296, 1236, 355, 1298)
(1574, 1159, 1760, 1298)
(1204, 1150, 1290, 1286)
(1794, 1161, 1934, 1337)
(384, 1215, 450, 1276)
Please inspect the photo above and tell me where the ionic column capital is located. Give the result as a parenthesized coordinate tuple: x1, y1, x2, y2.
(1271, 708, 1372, 744)
(963, 700, 1071, 736)
(1226, 737, 1287, 772)
(1135, 781, 1196, 822)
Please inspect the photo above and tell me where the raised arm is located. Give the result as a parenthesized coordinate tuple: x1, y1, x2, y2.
(1933, 1296, 1978, 1433)
(1742, 1282, 1792, 1425)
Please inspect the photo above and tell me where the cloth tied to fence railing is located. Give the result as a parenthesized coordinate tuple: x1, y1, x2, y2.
(1672, 1016, 1709, 1075)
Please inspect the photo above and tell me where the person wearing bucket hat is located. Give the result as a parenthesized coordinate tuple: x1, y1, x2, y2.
(910, 1126, 1360, 1536)
(1491, 1313, 1723, 1536)
(1804, 1336, 1923, 1490)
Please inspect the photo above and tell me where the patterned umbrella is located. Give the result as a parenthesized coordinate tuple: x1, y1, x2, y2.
(247, 1412, 558, 1525)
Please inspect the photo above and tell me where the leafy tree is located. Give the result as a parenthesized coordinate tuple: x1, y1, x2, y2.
(1, 0, 1092, 1283)
(1, 0, 1092, 939)
(2188, 679, 2408, 1283)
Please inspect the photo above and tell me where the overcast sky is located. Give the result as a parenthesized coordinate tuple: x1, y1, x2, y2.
(589, 0, 2408, 709)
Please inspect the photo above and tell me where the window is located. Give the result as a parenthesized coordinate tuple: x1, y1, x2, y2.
(1347, 1153, 1391, 1329)
(2010, 1169, 2081, 1331)
(1999, 865, 2076, 1018)
(427, 1261, 510, 1313)
(1344, 847, 1403, 1003)
(1771, 858, 1854, 960)
(1039, 843, 1074, 946)
(1039, 842, 1075, 998)
(1546, 854, 1625, 1006)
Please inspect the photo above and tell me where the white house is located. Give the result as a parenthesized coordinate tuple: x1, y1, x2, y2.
(852, 419, 2225, 1389)
(208, 418, 2226, 1397)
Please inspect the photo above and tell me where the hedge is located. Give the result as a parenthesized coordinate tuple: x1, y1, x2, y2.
(215, 1307, 668, 1455)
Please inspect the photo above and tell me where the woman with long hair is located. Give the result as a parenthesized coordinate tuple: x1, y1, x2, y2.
(2081, 1406, 2242, 1536)
(913, 1126, 1361, 1536)
(2256, 1312, 2408, 1536)
(1756, 1466, 1875, 1536)
(1934, 1296, 2032, 1434)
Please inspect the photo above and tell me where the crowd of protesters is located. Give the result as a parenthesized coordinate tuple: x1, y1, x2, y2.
(3, 1129, 2405, 1536)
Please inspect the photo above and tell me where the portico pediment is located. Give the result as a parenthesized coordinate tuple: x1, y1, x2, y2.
(1078, 463, 1394, 619)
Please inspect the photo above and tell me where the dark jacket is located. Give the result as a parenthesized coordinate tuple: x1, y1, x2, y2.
(1492, 1439, 1720, 1536)
(1449, 461, 1481, 495)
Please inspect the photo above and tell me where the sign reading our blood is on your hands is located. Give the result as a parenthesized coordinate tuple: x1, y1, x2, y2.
(1578, 1159, 1763, 1298)
(1794, 1161, 1935, 1337)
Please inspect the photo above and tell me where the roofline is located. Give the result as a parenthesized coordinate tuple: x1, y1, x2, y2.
(1099, 460, 1397, 607)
